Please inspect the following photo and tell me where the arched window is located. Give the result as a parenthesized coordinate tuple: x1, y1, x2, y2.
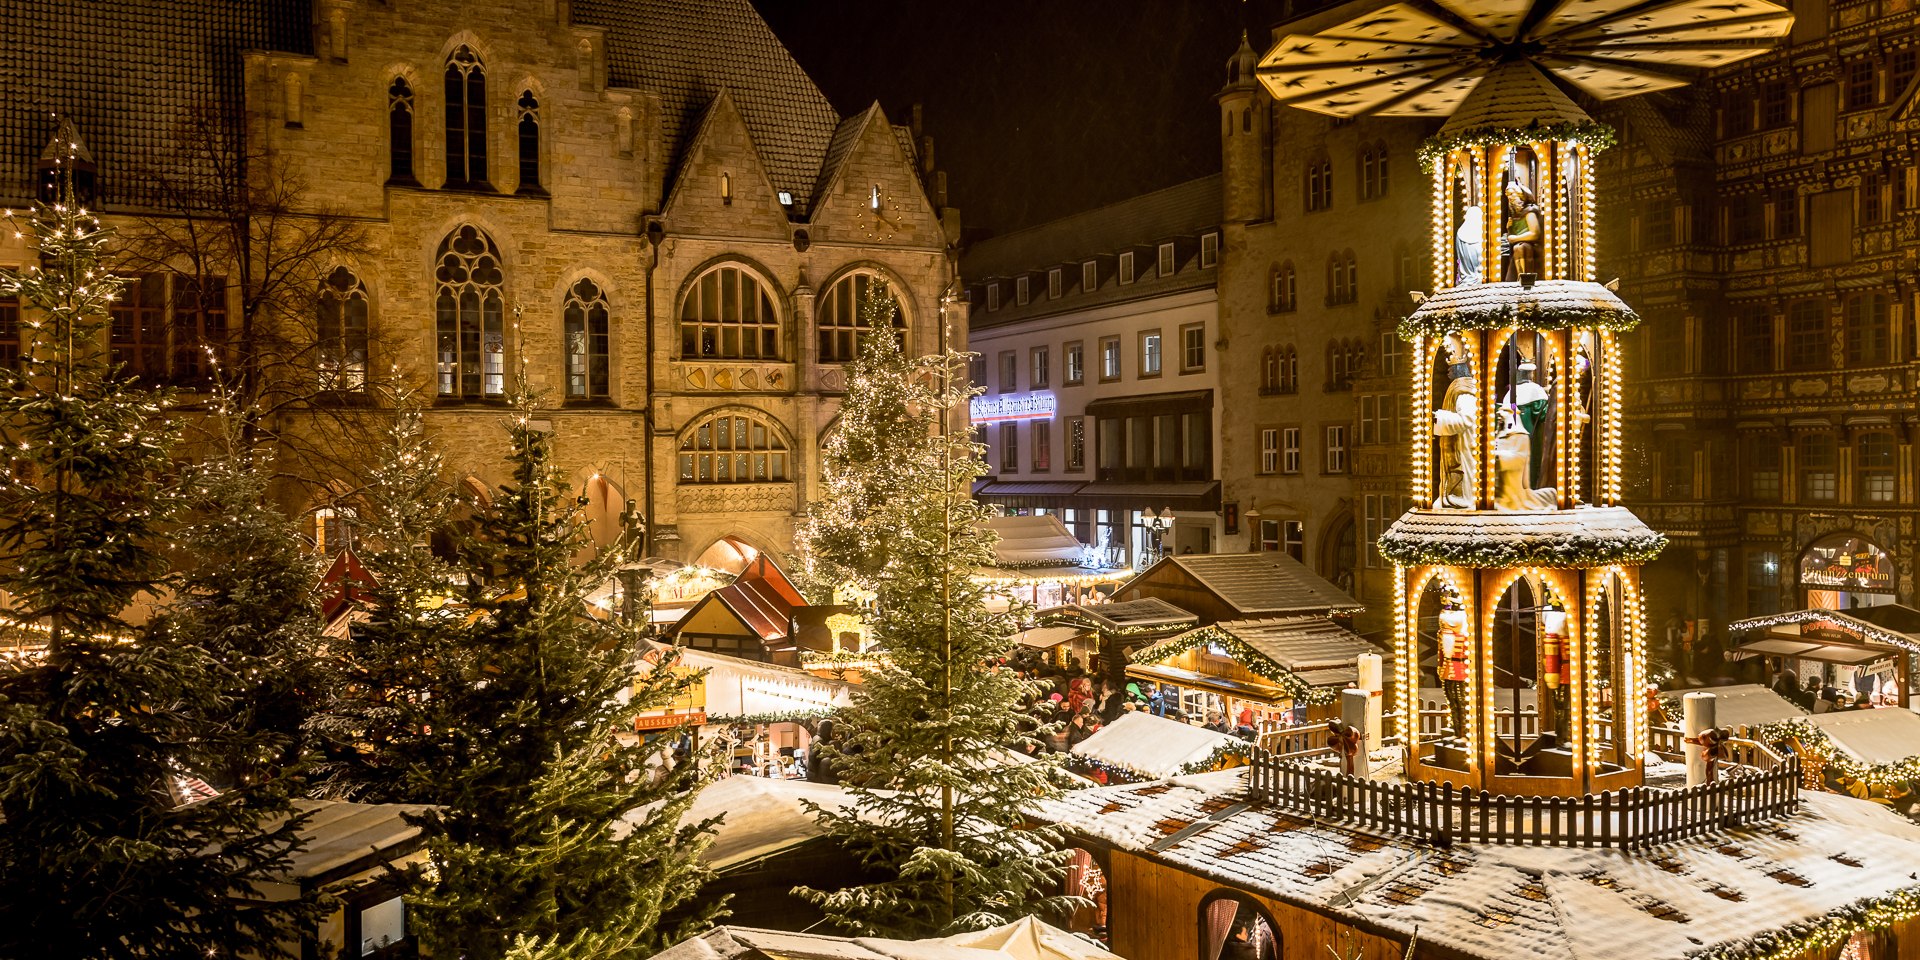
(1845, 291, 1891, 365)
(1361, 146, 1377, 200)
(1269, 262, 1295, 313)
(516, 90, 542, 194)
(317, 267, 369, 392)
(1280, 345, 1298, 393)
(444, 45, 489, 189)
(679, 411, 789, 483)
(388, 77, 416, 185)
(434, 226, 505, 399)
(1198, 892, 1279, 960)
(1260, 347, 1279, 393)
(679, 265, 781, 359)
(1858, 432, 1896, 502)
(1377, 143, 1390, 196)
(564, 279, 609, 400)
(818, 271, 903, 363)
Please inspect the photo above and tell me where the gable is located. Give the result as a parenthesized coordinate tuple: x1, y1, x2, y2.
(663, 91, 792, 238)
(808, 105, 940, 248)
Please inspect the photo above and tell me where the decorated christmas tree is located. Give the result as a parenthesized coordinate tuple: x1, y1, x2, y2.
(795, 288, 1079, 936)
(0, 170, 309, 958)
(402, 391, 721, 960)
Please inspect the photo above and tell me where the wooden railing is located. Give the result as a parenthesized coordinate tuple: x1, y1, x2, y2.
(1246, 749, 1800, 850)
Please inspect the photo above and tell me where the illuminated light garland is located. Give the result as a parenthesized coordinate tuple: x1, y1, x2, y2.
(1690, 884, 1920, 960)
(706, 708, 836, 726)
(1397, 299, 1643, 341)
(1729, 609, 1920, 654)
(1376, 525, 1666, 569)
(1579, 144, 1597, 283)
(1415, 119, 1617, 173)
(1409, 336, 1434, 508)
(1431, 159, 1451, 291)
(1747, 717, 1920, 788)
(1601, 330, 1623, 505)
(1129, 626, 1345, 707)
(1064, 739, 1253, 784)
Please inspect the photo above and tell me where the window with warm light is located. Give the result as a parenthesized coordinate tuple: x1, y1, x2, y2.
(679, 412, 789, 483)
(433, 225, 505, 399)
(680, 265, 779, 360)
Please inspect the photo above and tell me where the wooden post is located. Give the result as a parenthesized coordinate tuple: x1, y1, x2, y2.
(1683, 692, 1717, 788)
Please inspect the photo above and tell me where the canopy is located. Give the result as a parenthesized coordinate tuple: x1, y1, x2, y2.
(980, 514, 1085, 565)
(679, 775, 859, 871)
(1810, 708, 1920, 766)
(1664, 684, 1806, 729)
(1070, 711, 1239, 780)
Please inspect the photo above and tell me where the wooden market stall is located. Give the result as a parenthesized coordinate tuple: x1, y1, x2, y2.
(1728, 607, 1920, 709)
(1126, 616, 1382, 735)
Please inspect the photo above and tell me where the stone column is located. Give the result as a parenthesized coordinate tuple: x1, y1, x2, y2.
(1683, 691, 1716, 788)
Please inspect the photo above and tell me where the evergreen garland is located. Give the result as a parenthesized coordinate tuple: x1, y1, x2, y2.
(1377, 529, 1668, 569)
(1396, 300, 1642, 341)
(0, 172, 312, 959)
(1130, 628, 1343, 706)
(1415, 119, 1617, 172)
(794, 281, 1081, 937)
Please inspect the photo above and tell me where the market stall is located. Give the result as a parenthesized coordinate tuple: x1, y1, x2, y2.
(1728, 607, 1918, 708)
(1067, 711, 1243, 783)
(975, 515, 1130, 613)
(1126, 616, 1381, 734)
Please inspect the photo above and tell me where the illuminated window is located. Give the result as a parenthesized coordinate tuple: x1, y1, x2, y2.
(1139, 330, 1161, 376)
(434, 227, 505, 398)
(1065, 416, 1085, 471)
(317, 267, 370, 392)
(679, 411, 789, 483)
(1065, 341, 1084, 385)
(818, 272, 903, 362)
(1100, 336, 1121, 381)
(1031, 346, 1050, 388)
(679, 265, 779, 360)
(563, 279, 610, 399)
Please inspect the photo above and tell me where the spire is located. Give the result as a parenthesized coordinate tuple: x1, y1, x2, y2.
(1225, 30, 1257, 91)
(37, 116, 97, 205)
(39, 116, 94, 165)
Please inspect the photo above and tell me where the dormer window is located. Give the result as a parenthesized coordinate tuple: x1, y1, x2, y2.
(778, 190, 793, 206)
(1049, 268, 1062, 299)
(1119, 251, 1135, 284)
(1082, 261, 1098, 291)
(1201, 232, 1219, 268)
(1016, 276, 1030, 306)
(1157, 243, 1175, 277)
(987, 283, 1001, 311)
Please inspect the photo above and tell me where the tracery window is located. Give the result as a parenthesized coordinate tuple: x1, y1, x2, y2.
(317, 267, 369, 392)
(564, 279, 609, 399)
(444, 46, 488, 189)
(679, 265, 780, 359)
(516, 90, 542, 194)
(818, 271, 903, 363)
(679, 411, 789, 483)
(433, 226, 506, 399)
(388, 77, 416, 185)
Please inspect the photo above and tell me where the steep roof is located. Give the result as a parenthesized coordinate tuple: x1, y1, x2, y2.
(963, 175, 1222, 280)
(0, 0, 313, 208)
(1123, 553, 1362, 618)
(573, 0, 840, 199)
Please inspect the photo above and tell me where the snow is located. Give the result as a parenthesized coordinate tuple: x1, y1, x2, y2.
(1069, 712, 1238, 780)
(1666, 683, 1807, 729)
(981, 515, 1087, 565)
(1810, 706, 1920, 765)
(1036, 769, 1920, 960)
(678, 775, 858, 870)
(651, 920, 1122, 960)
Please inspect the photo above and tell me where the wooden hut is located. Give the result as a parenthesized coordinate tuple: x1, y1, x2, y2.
(1110, 553, 1362, 627)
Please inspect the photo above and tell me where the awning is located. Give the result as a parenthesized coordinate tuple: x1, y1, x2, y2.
(1126, 662, 1291, 704)
(1012, 626, 1094, 650)
(1074, 480, 1221, 512)
(1083, 389, 1213, 420)
(1728, 636, 1902, 666)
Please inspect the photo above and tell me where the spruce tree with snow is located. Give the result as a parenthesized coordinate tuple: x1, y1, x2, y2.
(0, 171, 309, 958)
(795, 285, 1080, 936)
(158, 400, 324, 790)
(305, 394, 465, 803)
(402, 391, 722, 960)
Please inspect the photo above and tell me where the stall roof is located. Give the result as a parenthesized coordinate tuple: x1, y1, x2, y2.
(280, 799, 432, 882)
(1665, 684, 1807, 728)
(1069, 711, 1239, 780)
(1074, 598, 1199, 634)
(1729, 636, 1904, 666)
(1126, 662, 1290, 702)
(653, 642, 853, 718)
(1131, 617, 1381, 691)
(1730, 608, 1920, 653)
(1118, 553, 1363, 618)
(677, 775, 859, 871)
(1011, 625, 1092, 650)
(1809, 708, 1920, 766)
(649, 917, 1123, 960)
(981, 514, 1087, 566)
(973, 564, 1131, 586)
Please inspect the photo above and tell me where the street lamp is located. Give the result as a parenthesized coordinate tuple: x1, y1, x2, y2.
(1141, 507, 1174, 567)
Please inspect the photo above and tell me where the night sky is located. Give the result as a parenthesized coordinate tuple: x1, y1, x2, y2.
(752, 1, 1279, 240)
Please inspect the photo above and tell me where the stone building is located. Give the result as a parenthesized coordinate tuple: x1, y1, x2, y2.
(1599, 2, 1920, 645)
(0, 0, 958, 570)
(1215, 30, 1436, 638)
(963, 176, 1224, 567)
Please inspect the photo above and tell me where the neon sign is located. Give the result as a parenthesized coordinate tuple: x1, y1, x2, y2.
(969, 392, 1056, 424)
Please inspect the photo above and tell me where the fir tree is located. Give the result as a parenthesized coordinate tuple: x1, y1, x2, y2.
(0, 172, 309, 957)
(795, 287, 1079, 936)
(404, 392, 722, 960)
(305, 394, 464, 803)
(158, 399, 324, 790)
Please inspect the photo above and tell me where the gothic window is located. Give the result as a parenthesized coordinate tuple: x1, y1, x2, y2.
(679, 411, 789, 483)
(317, 267, 370, 392)
(388, 77, 416, 185)
(564, 279, 610, 399)
(818, 271, 903, 363)
(679, 264, 780, 360)
(444, 46, 489, 189)
(433, 226, 506, 399)
(516, 90, 542, 194)
(1845, 292, 1891, 366)
(1269, 262, 1296, 313)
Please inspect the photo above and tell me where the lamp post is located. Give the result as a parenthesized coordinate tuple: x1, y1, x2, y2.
(1244, 506, 1262, 552)
(1141, 507, 1174, 567)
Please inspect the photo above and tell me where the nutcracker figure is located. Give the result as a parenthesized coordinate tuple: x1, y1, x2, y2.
(1437, 591, 1471, 740)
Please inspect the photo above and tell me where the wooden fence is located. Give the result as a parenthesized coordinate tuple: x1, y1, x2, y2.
(1246, 749, 1800, 850)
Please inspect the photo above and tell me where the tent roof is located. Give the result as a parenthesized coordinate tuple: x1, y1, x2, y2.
(980, 514, 1088, 566)
(649, 919, 1122, 960)
(1069, 711, 1238, 780)
(1122, 553, 1362, 617)
(1809, 708, 1920, 766)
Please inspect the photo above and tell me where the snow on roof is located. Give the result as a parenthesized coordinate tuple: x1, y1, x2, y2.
(1038, 771, 1920, 960)
(650, 919, 1122, 960)
(1075, 598, 1198, 633)
(981, 515, 1088, 566)
(1809, 708, 1920, 766)
(682, 775, 858, 871)
(1123, 553, 1362, 617)
(659, 643, 853, 717)
(1070, 712, 1238, 780)
(280, 799, 432, 881)
(1666, 684, 1807, 729)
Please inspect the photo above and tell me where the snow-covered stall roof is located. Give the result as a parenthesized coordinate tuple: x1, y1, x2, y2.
(1810, 708, 1920, 766)
(648, 918, 1122, 960)
(981, 515, 1086, 566)
(1038, 770, 1920, 960)
(1070, 712, 1239, 780)
(681, 775, 858, 871)
(656, 643, 853, 719)
(279, 799, 432, 881)
(1731, 608, 1920, 654)
(1665, 684, 1807, 729)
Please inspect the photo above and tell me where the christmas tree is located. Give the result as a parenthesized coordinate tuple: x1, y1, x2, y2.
(158, 398, 324, 790)
(403, 392, 722, 960)
(795, 286, 1079, 936)
(0, 171, 309, 958)
(305, 394, 464, 803)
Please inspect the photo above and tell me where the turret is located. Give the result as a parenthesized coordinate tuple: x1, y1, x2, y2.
(1217, 32, 1269, 224)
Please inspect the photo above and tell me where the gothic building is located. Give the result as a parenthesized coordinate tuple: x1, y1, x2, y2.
(0, 0, 959, 569)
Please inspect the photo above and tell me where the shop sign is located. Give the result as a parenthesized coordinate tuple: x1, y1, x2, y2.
(635, 711, 704, 731)
(1799, 535, 1894, 592)
(970, 392, 1056, 424)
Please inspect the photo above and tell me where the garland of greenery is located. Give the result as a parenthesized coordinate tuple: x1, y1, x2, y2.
(1063, 738, 1253, 784)
(1130, 627, 1343, 706)
(1415, 119, 1617, 173)
(1748, 717, 1920, 787)
(799, 649, 885, 667)
(707, 709, 836, 726)
(1377, 530, 1667, 569)
(1691, 884, 1920, 960)
(1396, 300, 1643, 340)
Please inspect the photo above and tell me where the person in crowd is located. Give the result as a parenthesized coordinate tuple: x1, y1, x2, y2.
(1235, 704, 1258, 740)
(1204, 709, 1228, 734)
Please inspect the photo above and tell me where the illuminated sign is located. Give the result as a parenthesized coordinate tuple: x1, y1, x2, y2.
(969, 392, 1056, 424)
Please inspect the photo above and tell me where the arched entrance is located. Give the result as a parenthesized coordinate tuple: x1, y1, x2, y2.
(1799, 533, 1896, 610)
(694, 535, 762, 575)
(578, 475, 628, 554)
